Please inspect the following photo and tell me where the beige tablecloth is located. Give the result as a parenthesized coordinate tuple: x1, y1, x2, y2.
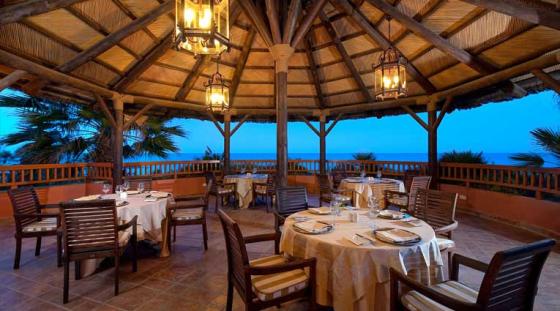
(280, 210, 444, 311)
(339, 178, 405, 209)
(224, 174, 268, 209)
(80, 192, 171, 276)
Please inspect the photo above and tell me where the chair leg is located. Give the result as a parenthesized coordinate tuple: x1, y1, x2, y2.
(13, 236, 22, 269)
(173, 224, 177, 242)
(202, 221, 208, 251)
(132, 235, 138, 273)
(75, 261, 82, 280)
(226, 277, 233, 311)
(167, 220, 173, 254)
(57, 231, 62, 267)
(214, 195, 218, 212)
(35, 236, 42, 256)
(63, 259, 70, 304)
(448, 250, 453, 280)
(114, 254, 120, 296)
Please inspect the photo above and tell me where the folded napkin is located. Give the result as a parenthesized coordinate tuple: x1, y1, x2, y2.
(144, 196, 158, 202)
(127, 190, 141, 195)
(149, 191, 169, 198)
(346, 234, 370, 246)
(308, 207, 331, 215)
(375, 228, 419, 243)
(395, 218, 423, 227)
(294, 220, 332, 234)
(379, 210, 406, 220)
(74, 195, 101, 201)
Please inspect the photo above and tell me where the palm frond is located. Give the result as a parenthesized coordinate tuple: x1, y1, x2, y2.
(509, 153, 545, 167)
(439, 151, 486, 164)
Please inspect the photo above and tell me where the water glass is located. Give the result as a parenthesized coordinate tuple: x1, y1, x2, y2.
(115, 185, 122, 198)
(123, 181, 130, 192)
(137, 182, 145, 193)
(102, 183, 111, 196)
(368, 196, 380, 219)
(252, 168, 257, 174)
(376, 170, 382, 179)
(360, 171, 366, 179)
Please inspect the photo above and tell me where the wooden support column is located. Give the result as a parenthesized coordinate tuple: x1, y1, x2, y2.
(319, 115, 326, 175)
(427, 100, 438, 185)
(270, 44, 294, 187)
(223, 113, 231, 175)
(113, 97, 124, 188)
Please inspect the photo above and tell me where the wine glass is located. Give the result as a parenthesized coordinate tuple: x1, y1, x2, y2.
(360, 170, 366, 179)
(137, 182, 145, 193)
(376, 170, 382, 179)
(115, 185, 122, 198)
(368, 195, 380, 219)
(102, 183, 111, 198)
(252, 167, 257, 174)
(241, 167, 246, 175)
(123, 181, 130, 192)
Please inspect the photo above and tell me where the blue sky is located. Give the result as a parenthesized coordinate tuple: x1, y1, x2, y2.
(0, 90, 557, 155)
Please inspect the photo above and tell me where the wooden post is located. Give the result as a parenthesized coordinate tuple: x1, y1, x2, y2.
(113, 97, 124, 188)
(319, 115, 326, 175)
(223, 113, 231, 175)
(271, 44, 294, 187)
(427, 100, 438, 186)
(0, 70, 27, 92)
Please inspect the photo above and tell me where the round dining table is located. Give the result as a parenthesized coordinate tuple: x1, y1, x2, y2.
(339, 177, 405, 209)
(77, 191, 172, 277)
(224, 174, 268, 209)
(280, 210, 444, 311)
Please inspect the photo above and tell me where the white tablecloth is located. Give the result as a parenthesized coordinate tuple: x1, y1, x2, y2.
(224, 174, 268, 209)
(339, 178, 405, 209)
(280, 210, 444, 311)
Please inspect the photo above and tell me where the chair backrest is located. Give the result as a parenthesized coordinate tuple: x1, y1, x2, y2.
(407, 176, 432, 210)
(412, 189, 457, 234)
(124, 177, 153, 191)
(8, 187, 42, 229)
(403, 169, 421, 193)
(60, 199, 118, 257)
(275, 186, 309, 217)
(477, 239, 556, 310)
(332, 171, 346, 189)
(318, 174, 333, 196)
(266, 174, 275, 191)
(217, 209, 251, 299)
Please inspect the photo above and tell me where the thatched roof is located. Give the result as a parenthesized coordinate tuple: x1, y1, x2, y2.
(0, 0, 559, 122)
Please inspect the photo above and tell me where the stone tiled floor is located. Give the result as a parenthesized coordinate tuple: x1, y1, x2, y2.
(0, 197, 558, 310)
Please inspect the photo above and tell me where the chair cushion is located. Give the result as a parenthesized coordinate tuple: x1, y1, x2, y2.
(437, 238, 456, 251)
(22, 218, 57, 233)
(401, 281, 478, 311)
(250, 254, 309, 302)
(174, 198, 205, 208)
(387, 197, 408, 206)
(172, 208, 203, 220)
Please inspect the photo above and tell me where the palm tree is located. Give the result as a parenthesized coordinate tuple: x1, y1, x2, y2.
(510, 94, 560, 167)
(440, 151, 486, 164)
(196, 146, 223, 160)
(352, 152, 376, 160)
(0, 93, 187, 164)
(0, 146, 15, 164)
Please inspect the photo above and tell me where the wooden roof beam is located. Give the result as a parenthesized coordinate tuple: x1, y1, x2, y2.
(332, 0, 436, 94)
(175, 55, 210, 101)
(532, 69, 560, 94)
(319, 12, 373, 102)
(283, 0, 302, 44)
(112, 33, 173, 92)
(366, 0, 495, 75)
(58, 0, 173, 73)
(291, 0, 328, 48)
(238, 0, 274, 48)
(0, 70, 27, 92)
(230, 28, 257, 106)
(265, 0, 282, 44)
(0, 0, 84, 25)
(461, 0, 560, 31)
(304, 33, 326, 108)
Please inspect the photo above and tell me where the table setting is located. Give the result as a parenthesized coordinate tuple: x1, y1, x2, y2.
(224, 170, 268, 208)
(280, 200, 444, 311)
(339, 172, 405, 209)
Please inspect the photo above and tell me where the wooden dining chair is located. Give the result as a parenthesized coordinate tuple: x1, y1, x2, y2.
(412, 188, 459, 273)
(274, 186, 311, 232)
(390, 239, 556, 311)
(206, 171, 237, 210)
(8, 187, 62, 269)
(385, 176, 432, 212)
(60, 199, 138, 304)
(252, 174, 275, 212)
(123, 176, 153, 191)
(318, 174, 354, 207)
(403, 169, 421, 193)
(218, 210, 317, 311)
(167, 179, 210, 251)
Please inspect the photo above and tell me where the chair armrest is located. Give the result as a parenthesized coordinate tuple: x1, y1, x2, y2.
(435, 221, 458, 235)
(174, 194, 204, 201)
(118, 215, 138, 231)
(451, 253, 489, 281)
(273, 211, 287, 222)
(248, 257, 316, 275)
(40, 203, 61, 209)
(390, 268, 479, 311)
(384, 190, 408, 197)
(244, 232, 280, 244)
(14, 213, 58, 219)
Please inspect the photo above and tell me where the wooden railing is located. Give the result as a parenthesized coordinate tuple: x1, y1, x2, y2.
(2, 160, 559, 198)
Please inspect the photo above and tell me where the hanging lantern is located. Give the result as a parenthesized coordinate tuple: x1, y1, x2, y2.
(205, 58, 229, 112)
(373, 17, 407, 100)
(175, 0, 229, 55)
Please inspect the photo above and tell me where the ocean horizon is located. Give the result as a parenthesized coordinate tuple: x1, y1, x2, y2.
(126, 152, 558, 167)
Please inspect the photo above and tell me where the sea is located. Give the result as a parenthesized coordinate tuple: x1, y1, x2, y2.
(125, 152, 558, 167)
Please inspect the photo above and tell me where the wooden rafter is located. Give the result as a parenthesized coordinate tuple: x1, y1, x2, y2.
(230, 28, 256, 106)
(319, 12, 373, 102)
(123, 104, 155, 130)
(175, 55, 210, 101)
(304, 33, 326, 108)
(298, 115, 321, 136)
(461, 0, 560, 31)
(291, 0, 328, 48)
(207, 112, 225, 136)
(238, 0, 274, 48)
(265, 0, 282, 44)
(0, 0, 84, 25)
(532, 69, 560, 94)
(326, 113, 342, 135)
(283, 0, 301, 44)
(433, 96, 452, 130)
(333, 0, 436, 94)
(231, 114, 251, 136)
(58, 0, 173, 73)
(366, 0, 495, 75)
(402, 105, 429, 131)
(112, 33, 173, 91)
(94, 94, 117, 128)
(0, 70, 28, 92)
